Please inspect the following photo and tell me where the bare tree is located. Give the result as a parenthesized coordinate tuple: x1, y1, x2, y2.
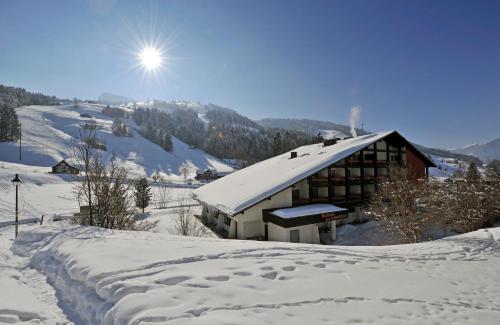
(72, 122, 99, 225)
(433, 178, 488, 233)
(72, 124, 156, 231)
(180, 166, 190, 182)
(174, 199, 209, 237)
(155, 185, 172, 209)
(431, 161, 500, 234)
(364, 167, 432, 243)
(151, 170, 162, 183)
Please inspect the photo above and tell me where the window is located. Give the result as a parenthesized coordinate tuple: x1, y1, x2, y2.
(292, 189, 301, 201)
(311, 188, 319, 198)
(365, 153, 375, 161)
(223, 215, 231, 226)
(290, 229, 300, 243)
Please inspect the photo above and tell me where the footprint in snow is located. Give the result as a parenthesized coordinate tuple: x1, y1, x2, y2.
(282, 266, 296, 271)
(260, 272, 278, 280)
(155, 276, 191, 286)
(260, 266, 274, 271)
(205, 275, 230, 282)
(233, 271, 252, 276)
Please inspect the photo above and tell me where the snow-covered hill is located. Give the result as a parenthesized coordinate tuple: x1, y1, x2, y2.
(454, 138, 500, 162)
(428, 154, 470, 178)
(317, 129, 349, 139)
(98, 92, 134, 105)
(2, 223, 499, 324)
(0, 104, 233, 179)
(258, 117, 358, 138)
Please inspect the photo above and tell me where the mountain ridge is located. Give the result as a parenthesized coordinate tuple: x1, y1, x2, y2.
(453, 138, 500, 162)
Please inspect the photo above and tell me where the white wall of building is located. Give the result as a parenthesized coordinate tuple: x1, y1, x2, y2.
(232, 187, 292, 239)
(268, 223, 320, 244)
(268, 223, 319, 244)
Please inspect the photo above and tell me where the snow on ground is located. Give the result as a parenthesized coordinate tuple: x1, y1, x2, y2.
(317, 129, 349, 139)
(0, 161, 202, 227)
(0, 104, 233, 180)
(0, 223, 69, 323)
(3, 225, 499, 324)
(429, 154, 467, 177)
(0, 162, 78, 222)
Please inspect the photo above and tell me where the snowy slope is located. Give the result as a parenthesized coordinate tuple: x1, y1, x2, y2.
(428, 154, 467, 177)
(6, 224, 500, 324)
(317, 129, 349, 139)
(454, 138, 500, 162)
(0, 104, 233, 179)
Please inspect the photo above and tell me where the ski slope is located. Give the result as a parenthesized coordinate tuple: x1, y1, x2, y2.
(0, 104, 233, 179)
(2, 223, 499, 324)
(317, 129, 349, 139)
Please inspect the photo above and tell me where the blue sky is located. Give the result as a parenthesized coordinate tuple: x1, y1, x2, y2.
(1, 0, 499, 148)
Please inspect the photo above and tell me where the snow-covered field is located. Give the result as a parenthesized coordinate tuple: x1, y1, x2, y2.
(1, 223, 499, 324)
(0, 160, 200, 225)
(0, 104, 233, 180)
(429, 154, 468, 178)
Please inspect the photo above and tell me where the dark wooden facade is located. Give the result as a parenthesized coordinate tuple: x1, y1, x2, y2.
(292, 132, 435, 209)
(52, 160, 79, 174)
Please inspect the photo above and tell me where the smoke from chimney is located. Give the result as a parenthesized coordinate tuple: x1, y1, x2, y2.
(349, 106, 361, 137)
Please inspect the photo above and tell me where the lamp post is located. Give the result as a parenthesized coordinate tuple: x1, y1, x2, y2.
(11, 174, 22, 238)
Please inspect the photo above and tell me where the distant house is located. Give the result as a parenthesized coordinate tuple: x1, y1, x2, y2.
(52, 159, 79, 174)
(195, 169, 232, 182)
(193, 131, 436, 244)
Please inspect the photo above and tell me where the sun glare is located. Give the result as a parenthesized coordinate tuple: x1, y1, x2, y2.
(139, 46, 163, 71)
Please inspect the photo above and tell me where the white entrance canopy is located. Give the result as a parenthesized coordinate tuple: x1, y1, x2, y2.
(264, 204, 348, 229)
(270, 204, 348, 219)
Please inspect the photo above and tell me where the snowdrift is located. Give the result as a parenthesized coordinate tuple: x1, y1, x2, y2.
(12, 225, 500, 324)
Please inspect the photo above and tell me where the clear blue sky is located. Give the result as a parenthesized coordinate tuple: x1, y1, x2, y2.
(1, 0, 499, 149)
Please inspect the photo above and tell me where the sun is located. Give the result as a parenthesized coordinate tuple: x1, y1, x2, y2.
(138, 46, 163, 71)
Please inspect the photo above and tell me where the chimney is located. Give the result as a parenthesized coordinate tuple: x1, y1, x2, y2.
(323, 138, 338, 147)
(290, 151, 298, 159)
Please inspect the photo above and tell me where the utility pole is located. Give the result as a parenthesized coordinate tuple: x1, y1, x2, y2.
(19, 123, 21, 161)
(142, 183, 146, 214)
(11, 174, 21, 238)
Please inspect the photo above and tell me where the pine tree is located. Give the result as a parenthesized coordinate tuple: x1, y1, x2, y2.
(465, 162, 481, 182)
(134, 177, 152, 214)
(272, 132, 282, 156)
(163, 132, 173, 152)
(0, 103, 20, 142)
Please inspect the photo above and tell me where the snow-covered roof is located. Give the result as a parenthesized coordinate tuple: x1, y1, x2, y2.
(271, 204, 347, 219)
(193, 130, 433, 216)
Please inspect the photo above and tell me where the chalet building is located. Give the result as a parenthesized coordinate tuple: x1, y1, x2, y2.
(52, 159, 79, 174)
(193, 131, 435, 244)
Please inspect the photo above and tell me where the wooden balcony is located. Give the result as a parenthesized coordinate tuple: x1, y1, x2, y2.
(345, 160, 388, 167)
(308, 176, 379, 184)
(293, 194, 371, 205)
